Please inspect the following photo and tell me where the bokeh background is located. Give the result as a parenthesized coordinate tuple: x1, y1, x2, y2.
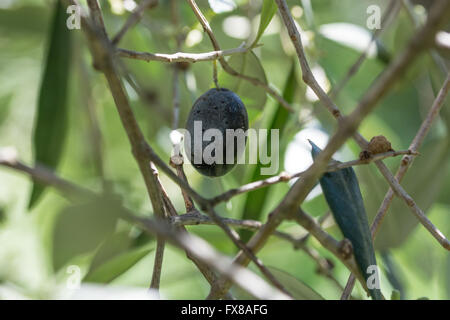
(0, 0, 449, 299)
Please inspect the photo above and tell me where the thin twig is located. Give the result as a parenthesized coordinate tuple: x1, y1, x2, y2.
(206, 0, 450, 300)
(329, 0, 401, 99)
(82, 0, 292, 298)
(186, 0, 294, 113)
(209, 149, 417, 205)
(172, 210, 346, 292)
(163, 2, 235, 296)
(276, 0, 450, 250)
(170, 211, 300, 245)
(0, 147, 94, 201)
(372, 76, 449, 238)
(86, 0, 107, 39)
(117, 46, 250, 63)
(341, 73, 450, 299)
(131, 215, 291, 300)
(85, 0, 168, 296)
(112, 0, 158, 45)
(0, 146, 340, 298)
(149, 164, 166, 292)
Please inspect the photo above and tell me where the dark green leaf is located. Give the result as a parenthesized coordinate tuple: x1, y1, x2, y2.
(29, 0, 72, 208)
(88, 231, 133, 273)
(310, 141, 382, 300)
(239, 63, 297, 242)
(251, 0, 278, 47)
(267, 267, 324, 300)
(52, 195, 123, 271)
(218, 51, 267, 110)
(84, 245, 154, 283)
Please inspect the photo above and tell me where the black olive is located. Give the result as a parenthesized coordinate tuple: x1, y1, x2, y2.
(185, 88, 248, 177)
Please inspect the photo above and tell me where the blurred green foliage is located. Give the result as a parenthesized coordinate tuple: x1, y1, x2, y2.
(0, 0, 449, 300)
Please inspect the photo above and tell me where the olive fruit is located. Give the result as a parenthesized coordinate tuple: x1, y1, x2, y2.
(185, 88, 248, 177)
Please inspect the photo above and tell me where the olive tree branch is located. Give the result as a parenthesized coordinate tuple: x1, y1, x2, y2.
(329, 0, 401, 99)
(130, 215, 291, 300)
(148, 164, 166, 292)
(80, 0, 292, 297)
(341, 73, 450, 299)
(161, 2, 233, 298)
(186, 0, 294, 113)
(157, 168, 233, 300)
(276, 0, 450, 248)
(0, 148, 292, 299)
(209, 149, 417, 205)
(151, 163, 234, 299)
(172, 210, 346, 291)
(117, 45, 251, 63)
(205, 0, 450, 300)
(0, 147, 338, 297)
(112, 0, 158, 45)
(83, 0, 171, 296)
(0, 147, 94, 201)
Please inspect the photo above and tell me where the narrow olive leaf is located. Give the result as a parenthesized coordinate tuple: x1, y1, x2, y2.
(29, 0, 72, 208)
(88, 231, 133, 273)
(239, 63, 297, 242)
(310, 141, 382, 300)
(52, 195, 123, 271)
(218, 51, 268, 110)
(84, 245, 154, 283)
(267, 267, 324, 300)
(251, 0, 278, 47)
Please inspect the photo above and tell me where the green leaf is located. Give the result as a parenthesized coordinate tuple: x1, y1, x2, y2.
(251, 0, 278, 47)
(239, 63, 297, 242)
(29, 0, 72, 208)
(84, 245, 154, 283)
(218, 51, 268, 110)
(52, 195, 123, 271)
(310, 141, 382, 300)
(267, 267, 324, 300)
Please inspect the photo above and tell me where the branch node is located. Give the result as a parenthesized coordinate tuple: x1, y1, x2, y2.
(338, 239, 353, 260)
